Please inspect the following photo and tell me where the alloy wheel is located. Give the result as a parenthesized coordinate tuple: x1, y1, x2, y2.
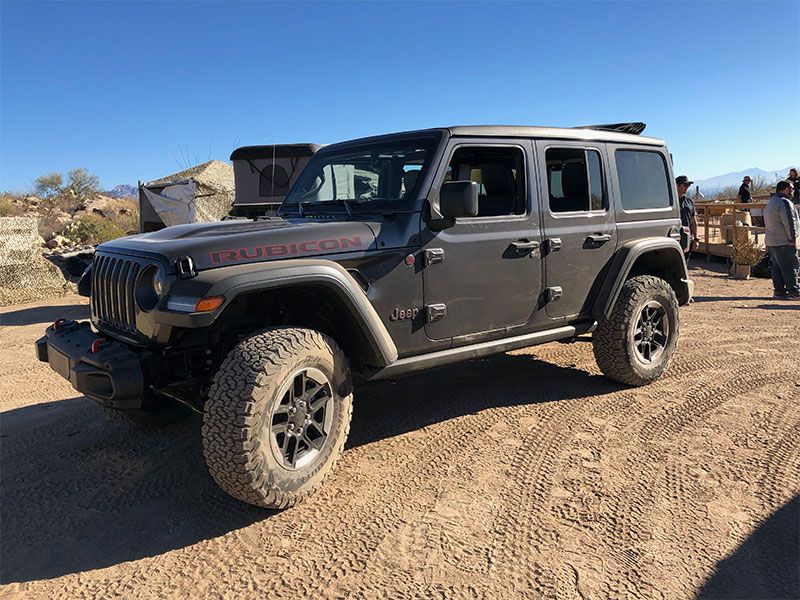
(269, 367, 334, 470)
(633, 300, 670, 364)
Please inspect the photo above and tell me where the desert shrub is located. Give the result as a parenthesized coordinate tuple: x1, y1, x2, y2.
(66, 168, 100, 202)
(0, 196, 24, 217)
(32, 168, 101, 205)
(38, 212, 69, 240)
(34, 172, 64, 199)
(38, 193, 83, 215)
(107, 198, 139, 233)
(60, 214, 126, 245)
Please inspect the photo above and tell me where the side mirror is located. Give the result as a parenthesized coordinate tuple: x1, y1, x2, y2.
(439, 181, 479, 218)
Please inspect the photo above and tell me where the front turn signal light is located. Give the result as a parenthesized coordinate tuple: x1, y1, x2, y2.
(194, 296, 224, 312)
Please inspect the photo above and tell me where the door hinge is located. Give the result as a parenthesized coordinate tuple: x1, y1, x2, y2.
(544, 287, 563, 303)
(545, 238, 562, 254)
(426, 303, 447, 322)
(425, 248, 445, 266)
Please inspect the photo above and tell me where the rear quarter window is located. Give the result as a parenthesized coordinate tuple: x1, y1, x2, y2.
(615, 149, 671, 210)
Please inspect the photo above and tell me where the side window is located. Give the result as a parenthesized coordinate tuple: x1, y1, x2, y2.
(545, 148, 605, 213)
(444, 146, 525, 217)
(615, 150, 671, 210)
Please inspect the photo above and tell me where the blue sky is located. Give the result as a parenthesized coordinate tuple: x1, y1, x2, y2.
(1, 1, 798, 192)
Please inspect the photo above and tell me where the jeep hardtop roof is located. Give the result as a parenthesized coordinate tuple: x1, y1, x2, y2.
(322, 124, 664, 150)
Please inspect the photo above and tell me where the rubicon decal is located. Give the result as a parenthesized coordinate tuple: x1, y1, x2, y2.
(210, 236, 363, 264)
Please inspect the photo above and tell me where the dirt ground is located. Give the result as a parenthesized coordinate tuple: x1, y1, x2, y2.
(1, 262, 798, 599)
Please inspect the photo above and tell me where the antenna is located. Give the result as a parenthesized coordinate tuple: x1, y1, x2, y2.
(271, 120, 277, 199)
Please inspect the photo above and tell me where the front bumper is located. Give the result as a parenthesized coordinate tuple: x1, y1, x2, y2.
(36, 320, 146, 409)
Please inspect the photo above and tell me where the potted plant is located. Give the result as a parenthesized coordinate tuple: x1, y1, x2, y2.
(729, 236, 764, 280)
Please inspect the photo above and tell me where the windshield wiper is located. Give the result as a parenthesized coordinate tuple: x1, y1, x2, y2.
(298, 199, 360, 218)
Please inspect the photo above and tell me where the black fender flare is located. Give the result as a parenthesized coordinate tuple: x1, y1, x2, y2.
(591, 238, 690, 320)
(154, 259, 398, 367)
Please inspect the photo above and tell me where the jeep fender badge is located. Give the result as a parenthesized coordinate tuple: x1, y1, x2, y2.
(405, 254, 415, 266)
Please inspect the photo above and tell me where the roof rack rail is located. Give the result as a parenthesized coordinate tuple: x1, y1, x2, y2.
(575, 122, 646, 135)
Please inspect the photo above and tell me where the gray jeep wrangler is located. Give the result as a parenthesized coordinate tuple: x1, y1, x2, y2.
(37, 123, 692, 508)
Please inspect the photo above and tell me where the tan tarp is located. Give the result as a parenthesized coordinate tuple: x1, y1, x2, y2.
(141, 182, 197, 228)
(144, 160, 234, 225)
(0, 217, 71, 306)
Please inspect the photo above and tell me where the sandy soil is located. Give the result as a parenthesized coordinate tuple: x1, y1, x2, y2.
(1, 262, 798, 599)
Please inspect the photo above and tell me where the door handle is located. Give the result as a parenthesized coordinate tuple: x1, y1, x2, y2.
(511, 240, 540, 251)
(586, 234, 612, 244)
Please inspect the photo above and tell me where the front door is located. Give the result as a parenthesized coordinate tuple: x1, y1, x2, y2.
(535, 140, 617, 319)
(421, 140, 542, 341)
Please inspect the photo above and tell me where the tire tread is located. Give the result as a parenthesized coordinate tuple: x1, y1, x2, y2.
(593, 275, 679, 387)
(202, 327, 352, 508)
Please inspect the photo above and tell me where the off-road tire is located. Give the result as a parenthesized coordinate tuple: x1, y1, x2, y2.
(593, 275, 679, 386)
(202, 327, 353, 509)
(99, 400, 193, 427)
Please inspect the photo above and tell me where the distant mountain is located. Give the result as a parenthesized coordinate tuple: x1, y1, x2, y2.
(105, 184, 137, 198)
(693, 167, 792, 194)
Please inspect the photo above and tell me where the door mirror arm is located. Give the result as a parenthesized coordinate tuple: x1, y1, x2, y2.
(428, 215, 456, 231)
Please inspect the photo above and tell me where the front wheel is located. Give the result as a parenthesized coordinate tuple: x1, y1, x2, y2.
(592, 275, 679, 386)
(202, 327, 353, 508)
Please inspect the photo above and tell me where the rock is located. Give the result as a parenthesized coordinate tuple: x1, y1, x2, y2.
(51, 209, 72, 228)
(84, 195, 114, 215)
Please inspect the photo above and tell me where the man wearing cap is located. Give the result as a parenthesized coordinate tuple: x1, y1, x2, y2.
(738, 176, 753, 204)
(676, 175, 698, 257)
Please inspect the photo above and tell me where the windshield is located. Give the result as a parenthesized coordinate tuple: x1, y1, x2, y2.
(281, 135, 440, 211)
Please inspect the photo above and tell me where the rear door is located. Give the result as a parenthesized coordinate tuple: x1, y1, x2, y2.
(535, 140, 617, 319)
(421, 139, 542, 341)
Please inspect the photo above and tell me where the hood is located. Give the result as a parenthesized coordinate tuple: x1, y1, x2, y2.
(99, 217, 378, 272)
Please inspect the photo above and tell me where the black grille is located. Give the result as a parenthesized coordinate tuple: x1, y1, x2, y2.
(91, 254, 142, 334)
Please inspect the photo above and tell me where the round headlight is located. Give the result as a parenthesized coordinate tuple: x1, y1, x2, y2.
(153, 267, 167, 296)
(135, 265, 164, 311)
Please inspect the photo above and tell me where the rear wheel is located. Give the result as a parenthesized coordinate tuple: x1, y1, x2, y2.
(202, 327, 352, 508)
(593, 275, 679, 386)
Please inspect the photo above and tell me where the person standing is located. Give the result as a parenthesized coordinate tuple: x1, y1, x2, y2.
(763, 180, 800, 300)
(738, 176, 753, 203)
(787, 168, 800, 206)
(676, 175, 698, 258)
